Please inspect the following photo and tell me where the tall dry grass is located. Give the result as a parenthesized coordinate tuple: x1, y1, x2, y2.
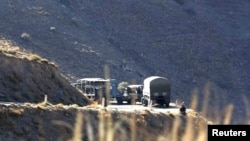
(67, 66, 249, 141)
(67, 80, 250, 141)
(0, 38, 57, 67)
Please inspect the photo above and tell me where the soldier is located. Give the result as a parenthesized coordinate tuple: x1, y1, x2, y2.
(179, 102, 186, 115)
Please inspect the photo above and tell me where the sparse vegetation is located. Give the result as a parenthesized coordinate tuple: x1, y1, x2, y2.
(28, 53, 43, 61)
(1, 52, 248, 140)
(0, 0, 249, 140)
(117, 81, 128, 93)
(1, 38, 57, 67)
(20, 32, 31, 41)
(0, 92, 243, 141)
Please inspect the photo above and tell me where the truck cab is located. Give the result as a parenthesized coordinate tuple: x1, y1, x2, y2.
(116, 84, 143, 105)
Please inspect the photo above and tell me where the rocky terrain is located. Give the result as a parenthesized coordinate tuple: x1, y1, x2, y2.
(0, 102, 210, 141)
(0, 1, 249, 139)
(0, 40, 92, 106)
(0, 43, 210, 141)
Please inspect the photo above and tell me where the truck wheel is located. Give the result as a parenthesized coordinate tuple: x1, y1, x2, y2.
(141, 97, 144, 104)
(117, 99, 123, 105)
(162, 99, 170, 108)
(144, 99, 148, 106)
(127, 99, 131, 105)
(165, 103, 170, 108)
(142, 98, 148, 107)
(141, 98, 146, 106)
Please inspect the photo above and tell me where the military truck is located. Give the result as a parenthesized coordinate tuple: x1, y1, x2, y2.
(116, 82, 143, 105)
(127, 84, 143, 104)
(72, 78, 118, 106)
(141, 76, 171, 107)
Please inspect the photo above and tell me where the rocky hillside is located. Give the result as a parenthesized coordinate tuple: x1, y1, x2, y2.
(0, 0, 249, 123)
(0, 103, 210, 141)
(0, 44, 211, 141)
(0, 40, 91, 106)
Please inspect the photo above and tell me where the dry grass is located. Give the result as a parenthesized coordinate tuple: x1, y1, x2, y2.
(1, 38, 248, 141)
(66, 81, 248, 141)
(65, 68, 233, 141)
(28, 53, 43, 61)
(66, 107, 211, 141)
(0, 39, 21, 56)
(0, 38, 57, 67)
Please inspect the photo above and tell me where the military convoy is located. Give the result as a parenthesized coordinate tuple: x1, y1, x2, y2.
(71, 76, 171, 107)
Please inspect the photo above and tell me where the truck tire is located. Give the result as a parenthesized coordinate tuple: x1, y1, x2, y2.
(127, 99, 131, 105)
(117, 99, 123, 105)
(141, 97, 145, 106)
(142, 98, 148, 107)
(144, 99, 148, 106)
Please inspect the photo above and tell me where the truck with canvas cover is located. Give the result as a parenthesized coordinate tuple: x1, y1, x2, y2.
(141, 76, 171, 107)
(73, 78, 118, 106)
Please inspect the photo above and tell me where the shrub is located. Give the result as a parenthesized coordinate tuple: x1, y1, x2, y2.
(20, 32, 31, 41)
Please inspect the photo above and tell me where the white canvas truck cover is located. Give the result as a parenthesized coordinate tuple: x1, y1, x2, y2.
(143, 76, 170, 98)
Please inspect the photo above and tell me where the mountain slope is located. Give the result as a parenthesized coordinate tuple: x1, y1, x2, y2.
(0, 40, 91, 106)
(0, 0, 249, 123)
